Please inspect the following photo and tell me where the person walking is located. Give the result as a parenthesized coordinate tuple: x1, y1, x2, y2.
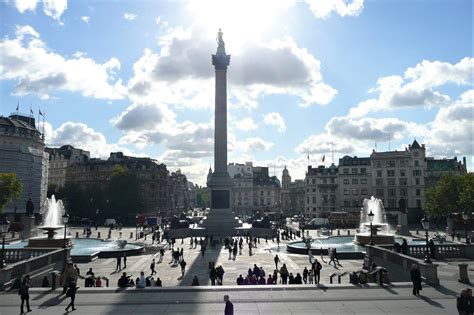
(19, 275, 32, 314)
(224, 294, 234, 315)
(150, 259, 157, 275)
(116, 255, 122, 271)
(123, 253, 127, 268)
(312, 258, 322, 284)
(410, 264, 422, 296)
(65, 280, 78, 312)
(180, 259, 187, 278)
(159, 248, 165, 263)
(232, 244, 238, 260)
(303, 267, 309, 284)
(210, 266, 217, 286)
(274, 255, 280, 270)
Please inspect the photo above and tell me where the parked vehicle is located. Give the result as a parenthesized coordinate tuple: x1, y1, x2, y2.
(104, 218, 117, 227)
(303, 218, 330, 230)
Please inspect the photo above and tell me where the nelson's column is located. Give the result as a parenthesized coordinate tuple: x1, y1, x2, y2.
(202, 29, 242, 236)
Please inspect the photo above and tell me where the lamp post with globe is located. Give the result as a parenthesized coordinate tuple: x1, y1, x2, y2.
(0, 215, 10, 268)
(368, 210, 374, 246)
(421, 216, 431, 264)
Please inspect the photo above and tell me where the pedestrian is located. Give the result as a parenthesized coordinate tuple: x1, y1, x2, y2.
(232, 244, 238, 260)
(159, 248, 165, 263)
(303, 267, 308, 284)
(328, 248, 336, 266)
(274, 254, 280, 270)
(457, 232, 462, 242)
(62, 262, 78, 294)
(137, 271, 146, 288)
(249, 242, 253, 256)
(224, 294, 234, 315)
(429, 239, 436, 259)
(123, 253, 127, 268)
(201, 245, 206, 258)
(19, 275, 32, 314)
(150, 259, 156, 275)
(312, 258, 322, 284)
(41, 275, 49, 288)
(180, 247, 184, 261)
(192, 275, 200, 286)
(410, 264, 422, 296)
(190, 237, 194, 248)
(216, 265, 225, 285)
(180, 259, 187, 278)
(280, 263, 289, 284)
(401, 239, 408, 255)
(308, 268, 314, 284)
(116, 255, 122, 271)
(228, 245, 232, 259)
(65, 280, 78, 312)
(74, 264, 80, 276)
(210, 267, 217, 286)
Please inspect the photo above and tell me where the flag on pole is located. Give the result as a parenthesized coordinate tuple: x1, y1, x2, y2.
(16, 100, 19, 111)
(321, 154, 325, 162)
(39, 109, 43, 116)
(30, 105, 34, 115)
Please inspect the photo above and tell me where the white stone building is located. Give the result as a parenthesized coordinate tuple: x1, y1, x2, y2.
(45, 145, 90, 188)
(0, 114, 48, 215)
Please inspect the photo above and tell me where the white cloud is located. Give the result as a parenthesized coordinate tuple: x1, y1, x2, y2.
(349, 58, 474, 117)
(263, 112, 286, 132)
(48, 121, 133, 158)
(111, 102, 176, 132)
(13, 0, 38, 13)
(155, 16, 168, 29)
(81, 16, 90, 24)
(126, 26, 337, 110)
(124, 13, 137, 21)
(305, 0, 364, 19)
(235, 137, 274, 152)
(43, 0, 67, 21)
(0, 25, 126, 100)
(424, 89, 474, 157)
(232, 117, 258, 131)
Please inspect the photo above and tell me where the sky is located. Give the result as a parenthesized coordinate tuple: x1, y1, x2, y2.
(0, 0, 472, 186)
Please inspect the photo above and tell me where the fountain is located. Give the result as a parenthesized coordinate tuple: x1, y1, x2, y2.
(28, 195, 71, 248)
(354, 196, 395, 245)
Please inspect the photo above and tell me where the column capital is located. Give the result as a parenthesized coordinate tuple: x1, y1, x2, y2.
(212, 53, 230, 70)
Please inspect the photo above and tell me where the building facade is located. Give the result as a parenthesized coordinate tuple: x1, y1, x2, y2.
(167, 170, 189, 215)
(0, 114, 48, 215)
(66, 152, 169, 215)
(228, 162, 253, 216)
(304, 164, 338, 218)
(338, 155, 372, 215)
(46, 145, 90, 188)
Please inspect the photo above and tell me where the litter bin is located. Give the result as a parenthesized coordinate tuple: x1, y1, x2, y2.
(50, 270, 61, 290)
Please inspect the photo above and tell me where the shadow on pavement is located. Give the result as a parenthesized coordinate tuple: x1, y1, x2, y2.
(418, 295, 445, 308)
(179, 243, 223, 286)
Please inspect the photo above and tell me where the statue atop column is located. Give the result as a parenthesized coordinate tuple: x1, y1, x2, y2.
(216, 28, 226, 54)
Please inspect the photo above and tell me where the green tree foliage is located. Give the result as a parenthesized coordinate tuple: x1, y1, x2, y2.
(425, 173, 474, 218)
(107, 168, 143, 221)
(196, 188, 210, 209)
(0, 173, 23, 213)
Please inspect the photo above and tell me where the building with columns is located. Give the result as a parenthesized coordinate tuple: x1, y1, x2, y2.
(0, 114, 48, 215)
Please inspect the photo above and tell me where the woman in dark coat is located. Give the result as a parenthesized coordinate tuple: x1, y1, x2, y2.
(410, 264, 422, 296)
(65, 280, 78, 312)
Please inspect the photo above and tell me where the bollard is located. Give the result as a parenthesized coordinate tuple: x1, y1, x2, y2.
(76, 232, 79, 238)
(337, 230, 340, 236)
(130, 232, 133, 239)
(98, 232, 101, 238)
(347, 230, 350, 235)
(119, 232, 122, 238)
(459, 263, 470, 283)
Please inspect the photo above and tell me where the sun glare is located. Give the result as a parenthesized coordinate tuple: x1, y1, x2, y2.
(186, 0, 294, 51)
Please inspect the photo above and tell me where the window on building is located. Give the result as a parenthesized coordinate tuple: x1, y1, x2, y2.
(312, 188, 316, 192)
(312, 196, 316, 204)
(387, 160, 395, 167)
(388, 199, 397, 208)
(344, 200, 351, 207)
(416, 189, 420, 196)
(260, 191, 264, 196)
(387, 170, 395, 177)
(330, 178, 335, 183)
(400, 170, 406, 177)
(323, 178, 327, 184)
(352, 168, 357, 174)
(400, 188, 407, 196)
(267, 191, 270, 196)
(361, 188, 368, 195)
(344, 189, 350, 195)
(307, 197, 309, 203)
(352, 199, 360, 207)
(399, 178, 407, 186)
(415, 160, 419, 166)
(343, 179, 349, 185)
(352, 179, 358, 184)
(361, 168, 367, 174)
(416, 199, 422, 208)
(400, 160, 405, 167)
(376, 189, 384, 197)
(376, 179, 384, 186)
(312, 178, 316, 184)
(361, 179, 367, 184)
(352, 189, 359, 195)
(343, 168, 349, 174)
(377, 161, 381, 168)
(388, 179, 396, 186)
(388, 188, 395, 197)
(377, 170, 382, 177)
(416, 178, 420, 185)
(413, 170, 422, 176)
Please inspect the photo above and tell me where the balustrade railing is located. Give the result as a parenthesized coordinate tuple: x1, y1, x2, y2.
(382, 244, 467, 259)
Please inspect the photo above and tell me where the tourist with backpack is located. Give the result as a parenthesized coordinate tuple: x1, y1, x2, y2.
(19, 275, 32, 314)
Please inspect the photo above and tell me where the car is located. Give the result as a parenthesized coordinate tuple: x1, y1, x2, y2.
(104, 218, 117, 227)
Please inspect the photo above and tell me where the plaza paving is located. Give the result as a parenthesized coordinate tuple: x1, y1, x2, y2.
(0, 226, 470, 314)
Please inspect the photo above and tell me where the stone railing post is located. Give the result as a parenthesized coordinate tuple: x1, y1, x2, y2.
(458, 263, 470, 283)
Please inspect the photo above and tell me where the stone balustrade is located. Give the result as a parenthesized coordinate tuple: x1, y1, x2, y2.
(382, 243, 472, 259)
(367, 245, 439, 286)
(0, 248, 70, 291)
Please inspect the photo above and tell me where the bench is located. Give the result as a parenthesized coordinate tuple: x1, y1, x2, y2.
(329, 271, 348, 284)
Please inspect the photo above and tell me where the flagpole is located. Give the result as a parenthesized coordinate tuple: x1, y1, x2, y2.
(331, 142, 334, 164)
(37, 108, 40, 130)
(42, 110, 45, 141)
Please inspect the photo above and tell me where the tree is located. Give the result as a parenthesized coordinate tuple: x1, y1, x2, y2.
(425, 173, 474, 219)
(107, 167, 143, 223)
(196, 188, 210, 209)
(0, 173, 23, 213)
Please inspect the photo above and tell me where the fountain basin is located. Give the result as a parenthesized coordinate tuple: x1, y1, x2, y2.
(353, 233, 395, 245)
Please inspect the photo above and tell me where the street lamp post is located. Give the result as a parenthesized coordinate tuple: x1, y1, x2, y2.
(368, 210, 374, 246)
(0, 215, 10, 268)
(135, 214, 139, 240)
(462, 211, 471, 244)
(62, 213, 69, 249)
(421, 216, 431, 264)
